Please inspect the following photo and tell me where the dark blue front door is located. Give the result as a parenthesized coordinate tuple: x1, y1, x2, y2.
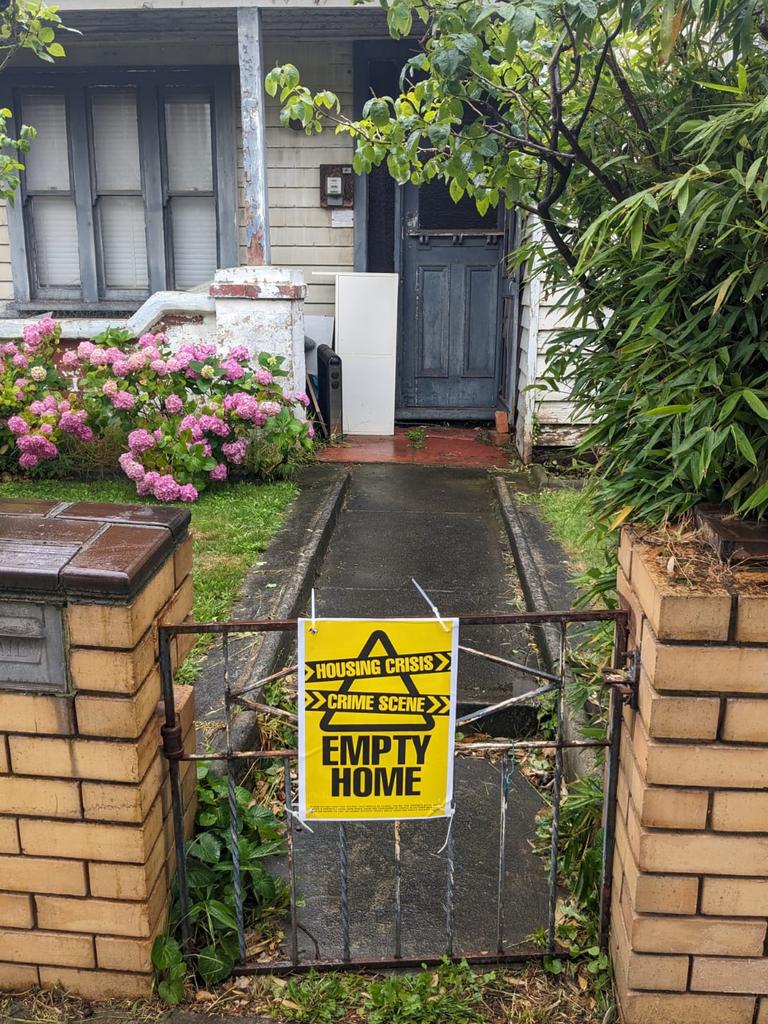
(397, 181, 504, 419)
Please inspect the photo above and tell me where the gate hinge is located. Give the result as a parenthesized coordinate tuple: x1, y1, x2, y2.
(602, 648, 640, 709)
(161, 717, 184, 761)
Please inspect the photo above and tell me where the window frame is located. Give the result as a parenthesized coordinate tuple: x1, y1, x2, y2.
(4, 67, 238, 309)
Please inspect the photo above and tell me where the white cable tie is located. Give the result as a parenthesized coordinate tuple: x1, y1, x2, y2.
(286, 807, 315, 834)
(411, 578, 451, 632)
(437, 805, 456, 853)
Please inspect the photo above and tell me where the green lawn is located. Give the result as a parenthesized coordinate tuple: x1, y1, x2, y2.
(0, 479, 298, 676)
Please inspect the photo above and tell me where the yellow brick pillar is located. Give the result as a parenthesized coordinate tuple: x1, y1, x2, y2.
(612, 527, 768, 1024)
(0, 499, 196, 999)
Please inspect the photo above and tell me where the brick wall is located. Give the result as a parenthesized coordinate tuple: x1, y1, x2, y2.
(612, 529, 768, 1024)
(0, 536, 197, 1000)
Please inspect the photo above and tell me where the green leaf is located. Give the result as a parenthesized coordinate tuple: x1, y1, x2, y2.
(207, 899, 239, 930)
(731, 424, 757, 465)
(740, 480, 768, 513)
(449, 178, 464, 203)
(191, 832, 222, 864)
(643, 404, 691, 416)
(152, 935, 183, 972)
(157, 978, 185, 1005)
(197, 943, 236, 987)
(743, 390, 768, 420)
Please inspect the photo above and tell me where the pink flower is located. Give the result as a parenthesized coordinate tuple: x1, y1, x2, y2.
(12, 353, 28, 369)
(89, 349, 109, 367)
(224, 360, 245, 381)
(77, 341, 95, 360)
(209, 463, 228, 482)
(18, 434, 57, 460)
(127, 428, 155, 454)
(164, 394, 183, 415)
(179, 415, 204, 442)
(150, 359, 168, 376)
(59, 410, 93, 441)
(102, 380, 118, 397)
(166, 357, 181, 373)
(307, 422, 315, 438)
(229, 345, 249, 361)
(178, 483, 198, 502)
(112, 360, 130, 377)
(138, 333, 158, 348)
(255, 368, 273, 385)
(136, 470, 160, 497)
(7, 416, 29, 436)
(294, 391, 310, 407)
(127, 351, 148, 371)
(111, 391, 135, 410)
(260, 400, 282, 418)
(22, 326, 42, 349)
(118, 452, 146, 481)
(61, 350, 79, 370)
(18, 452, 39, 469)
(222, 439, 247, 464)
(39, 423, 53, 435)
(153, 474, 181, 502)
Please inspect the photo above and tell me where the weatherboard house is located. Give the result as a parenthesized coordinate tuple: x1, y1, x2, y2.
(1, 0, 578, 456)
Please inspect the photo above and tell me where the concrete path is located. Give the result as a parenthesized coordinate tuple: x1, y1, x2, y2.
(284, 465, 549, 965)
(311, 464, 540, 718)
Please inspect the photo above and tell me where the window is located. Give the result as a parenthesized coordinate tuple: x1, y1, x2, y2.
(8, 71, 237, 306)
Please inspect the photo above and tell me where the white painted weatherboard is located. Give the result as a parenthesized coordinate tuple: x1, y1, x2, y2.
(331, 272, 399, 436)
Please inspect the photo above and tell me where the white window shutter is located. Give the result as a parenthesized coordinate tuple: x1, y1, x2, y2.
(91, 89, 142, 192)
(31, 197, 80, 287)
(99, 197, 148, 289)
(21, 93, 70, 192)
(164, 95, 213, 191)
(171, 196, 217, 289)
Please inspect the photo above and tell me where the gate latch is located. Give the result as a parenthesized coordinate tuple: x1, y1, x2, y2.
(602, 648, 640, 709)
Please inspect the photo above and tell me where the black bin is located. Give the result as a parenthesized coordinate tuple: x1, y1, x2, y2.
(316, 344, 342, 437)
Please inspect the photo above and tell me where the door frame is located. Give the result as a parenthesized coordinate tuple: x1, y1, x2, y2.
(352, 39, 511, 423)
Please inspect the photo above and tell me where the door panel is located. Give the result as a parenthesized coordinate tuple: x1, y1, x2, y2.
(417, 265, 451, 377)
(464, 265, 497, 377)
(398, 181, 503, 418)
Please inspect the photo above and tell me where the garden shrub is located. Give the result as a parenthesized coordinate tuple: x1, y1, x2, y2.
(2, 319, 313, 500)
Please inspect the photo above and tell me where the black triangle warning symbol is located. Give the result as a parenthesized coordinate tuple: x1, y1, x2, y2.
(319, 629, 436, 734)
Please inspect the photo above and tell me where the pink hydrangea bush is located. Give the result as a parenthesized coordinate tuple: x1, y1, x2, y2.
(0, 319, 84, 470)
(1, 320, 314, 501)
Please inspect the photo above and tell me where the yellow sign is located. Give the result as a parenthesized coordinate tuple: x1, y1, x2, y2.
(298, 617, 458, 821)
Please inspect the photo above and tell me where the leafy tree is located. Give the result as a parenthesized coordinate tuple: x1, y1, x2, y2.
(0, 1, 73, 203)
(267, 0, 768, 525)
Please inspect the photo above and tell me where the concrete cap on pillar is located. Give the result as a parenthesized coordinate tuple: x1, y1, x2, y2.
(209, 265, 307, 301)
(0, 499, 190, 599)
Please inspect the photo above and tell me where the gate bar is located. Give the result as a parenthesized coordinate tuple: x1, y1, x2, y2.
(496, 751, 509, 954)
(546, 623, 566, 953)
(599, 616, 629, 948)
(160, 608, 626, 635)
(283, 755, 300, 966)
(159, 630, 192, 955)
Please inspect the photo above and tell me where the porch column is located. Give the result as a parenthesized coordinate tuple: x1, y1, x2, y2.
(237, 7, 271, 266)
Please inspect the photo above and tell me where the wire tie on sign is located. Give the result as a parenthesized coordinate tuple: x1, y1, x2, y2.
(286, 807, 315, 834)
(437, 805, 456, 854)
(310, 588, 318, 634)
(411, 578, 451, 632)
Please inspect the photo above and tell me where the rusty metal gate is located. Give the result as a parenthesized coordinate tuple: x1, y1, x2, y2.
(159, 609, 637, 974)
